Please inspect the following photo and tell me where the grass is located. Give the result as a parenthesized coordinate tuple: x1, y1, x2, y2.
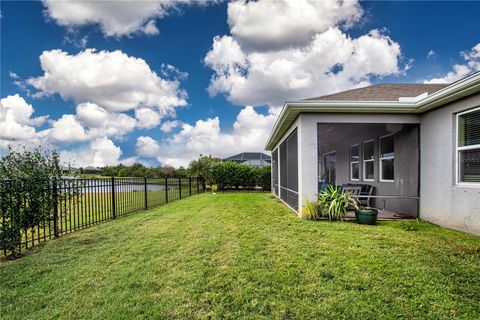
(1, 193, 480, 319)
(16, 186, 197, 250)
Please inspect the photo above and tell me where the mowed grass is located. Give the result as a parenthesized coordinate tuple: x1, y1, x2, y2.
(1, 193, 480, 319)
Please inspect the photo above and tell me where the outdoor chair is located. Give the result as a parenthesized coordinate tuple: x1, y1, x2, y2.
(341, 183, 374, 207)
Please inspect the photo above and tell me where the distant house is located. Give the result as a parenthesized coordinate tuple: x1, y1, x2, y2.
(83, 166, 102, 174)
(222, 152, 271, 168)
(265, 71, 480, 235)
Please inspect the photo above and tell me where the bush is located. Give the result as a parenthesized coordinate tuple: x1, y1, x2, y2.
(259, 165, 271, 191)
(317, 185, 357, 221)
(210, 162, 270, 190)
(301, 198, 319, 220)
(0, 146, 65, 257)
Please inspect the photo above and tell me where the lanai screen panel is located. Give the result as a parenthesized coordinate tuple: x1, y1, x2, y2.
(272, 149, 279, 196)
(279, 129, 298, 210)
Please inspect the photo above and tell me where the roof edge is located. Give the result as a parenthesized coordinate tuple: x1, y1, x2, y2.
(265, 72, 480, 150)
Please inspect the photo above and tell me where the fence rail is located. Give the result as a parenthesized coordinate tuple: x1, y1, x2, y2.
(1, 177, 205, 256)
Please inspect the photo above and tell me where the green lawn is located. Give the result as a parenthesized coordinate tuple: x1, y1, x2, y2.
(1, 193, 479, 319)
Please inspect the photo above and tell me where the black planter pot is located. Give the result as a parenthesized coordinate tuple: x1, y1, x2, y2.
(355, 208, 379, 225)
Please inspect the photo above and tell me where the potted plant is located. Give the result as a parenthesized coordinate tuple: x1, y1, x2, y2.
(355, 206, 379, 225)
(317, 186, 356, 221)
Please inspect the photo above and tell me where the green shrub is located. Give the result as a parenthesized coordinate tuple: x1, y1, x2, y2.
(0, 146, 65, 257)
(210, 162, 269, 190)
(259, 165, 271, 191)
(318, 186, 357, 221)
(301, 198, 319, 220)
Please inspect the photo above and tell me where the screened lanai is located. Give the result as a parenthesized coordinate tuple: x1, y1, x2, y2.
(318, 123, 420, 217)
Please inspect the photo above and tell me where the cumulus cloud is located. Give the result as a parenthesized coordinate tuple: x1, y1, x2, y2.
(42, 0, 215, 38)
(228, 0, 362, 51)
(45, 114, 88, 144)
(424, 43, 480, 84)
(135, 108, 162, 129)
(136, 136, 161, 158)
(27, 49, 187, 114)
(205, 28, 402, 107)
(0, 94, 47, 142)
(59, 137, 124, 168)
(138, 106, 277, 167)
(160, 120, 181, 133)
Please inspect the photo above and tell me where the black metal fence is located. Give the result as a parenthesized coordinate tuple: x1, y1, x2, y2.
(1, 177, 205, 256)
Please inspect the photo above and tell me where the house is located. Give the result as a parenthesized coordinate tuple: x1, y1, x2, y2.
(222, 152, 271, 168)
(83, 166, 102, 174)
(265, 71, 480, 235)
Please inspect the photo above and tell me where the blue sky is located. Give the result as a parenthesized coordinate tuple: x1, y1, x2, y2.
(1, 1, 479, 167)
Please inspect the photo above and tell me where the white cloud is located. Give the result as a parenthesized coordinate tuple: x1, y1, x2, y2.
(27, 49, 187, 114)
(0, 94, 46, 142)
(136, 136, 160, 158)
(424, 43, 480, 84)
(427, 49, 436, 59)
(205, 28, 402, 107)
(60, 137, 123, 168)
(135, 108, 162, 129)
(42, 0, 214, 38)
(45, 114, 87, 144)
(76, 102, 108, 127)
(160, 120, 181, 133)
(227, 0, 362, 51)
(140, 106, 277, 167)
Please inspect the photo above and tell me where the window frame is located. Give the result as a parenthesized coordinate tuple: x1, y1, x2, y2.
(362, 139, 375, 182)
(456, 106, 480, 186)
(379, 134, 395, 183)
(350, 144, 360, 181)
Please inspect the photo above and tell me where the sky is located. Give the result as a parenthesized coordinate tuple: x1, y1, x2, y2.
(1, 0, 479, 168)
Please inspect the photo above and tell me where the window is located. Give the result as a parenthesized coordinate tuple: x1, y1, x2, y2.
(457, 107, 480, 183)
(350, 144, 360, 181)
(380, 135, 394, 182)
(363, 140, 375, 181)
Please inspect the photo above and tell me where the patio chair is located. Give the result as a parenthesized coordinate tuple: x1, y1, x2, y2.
(341, 184, 374, 207)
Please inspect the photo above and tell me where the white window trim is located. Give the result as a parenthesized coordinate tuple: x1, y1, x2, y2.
(362, 139, 375, 182)
(323, 151, 337, 185)
(456, 106, 480, 186)
(350, 144, 360, 181)
(379, 134, 395, 183)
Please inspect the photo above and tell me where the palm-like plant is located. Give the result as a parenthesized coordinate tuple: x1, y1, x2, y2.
(188, 155, 219, 184)
(318, 185, 358, 221)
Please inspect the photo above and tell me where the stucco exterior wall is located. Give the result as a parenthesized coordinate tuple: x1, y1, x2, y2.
(420, 92, 480, 235)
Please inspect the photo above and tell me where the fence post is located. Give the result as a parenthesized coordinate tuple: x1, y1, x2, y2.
(196, 178, 199, 194)
(144, 177, 148, 210)
(52, 177, 59, 238)
(111, 177, 116, 219)
(179, 178, 182, 199)
(189, 177, 192, 196)
(165, 177, 168, 203)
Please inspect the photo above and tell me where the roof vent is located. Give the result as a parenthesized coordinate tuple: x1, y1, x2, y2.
(398, 92, 428, 102)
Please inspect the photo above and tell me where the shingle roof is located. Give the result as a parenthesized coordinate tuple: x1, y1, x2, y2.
(223, 152, 271, 161)
(305, 83, 449, 102)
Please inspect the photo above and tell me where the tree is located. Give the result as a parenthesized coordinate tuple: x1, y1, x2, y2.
(0, 146, 65, 257)
(188, 155, 219, 184)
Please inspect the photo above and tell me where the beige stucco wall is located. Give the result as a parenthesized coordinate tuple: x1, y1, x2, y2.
(420, 92, 480, 235)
